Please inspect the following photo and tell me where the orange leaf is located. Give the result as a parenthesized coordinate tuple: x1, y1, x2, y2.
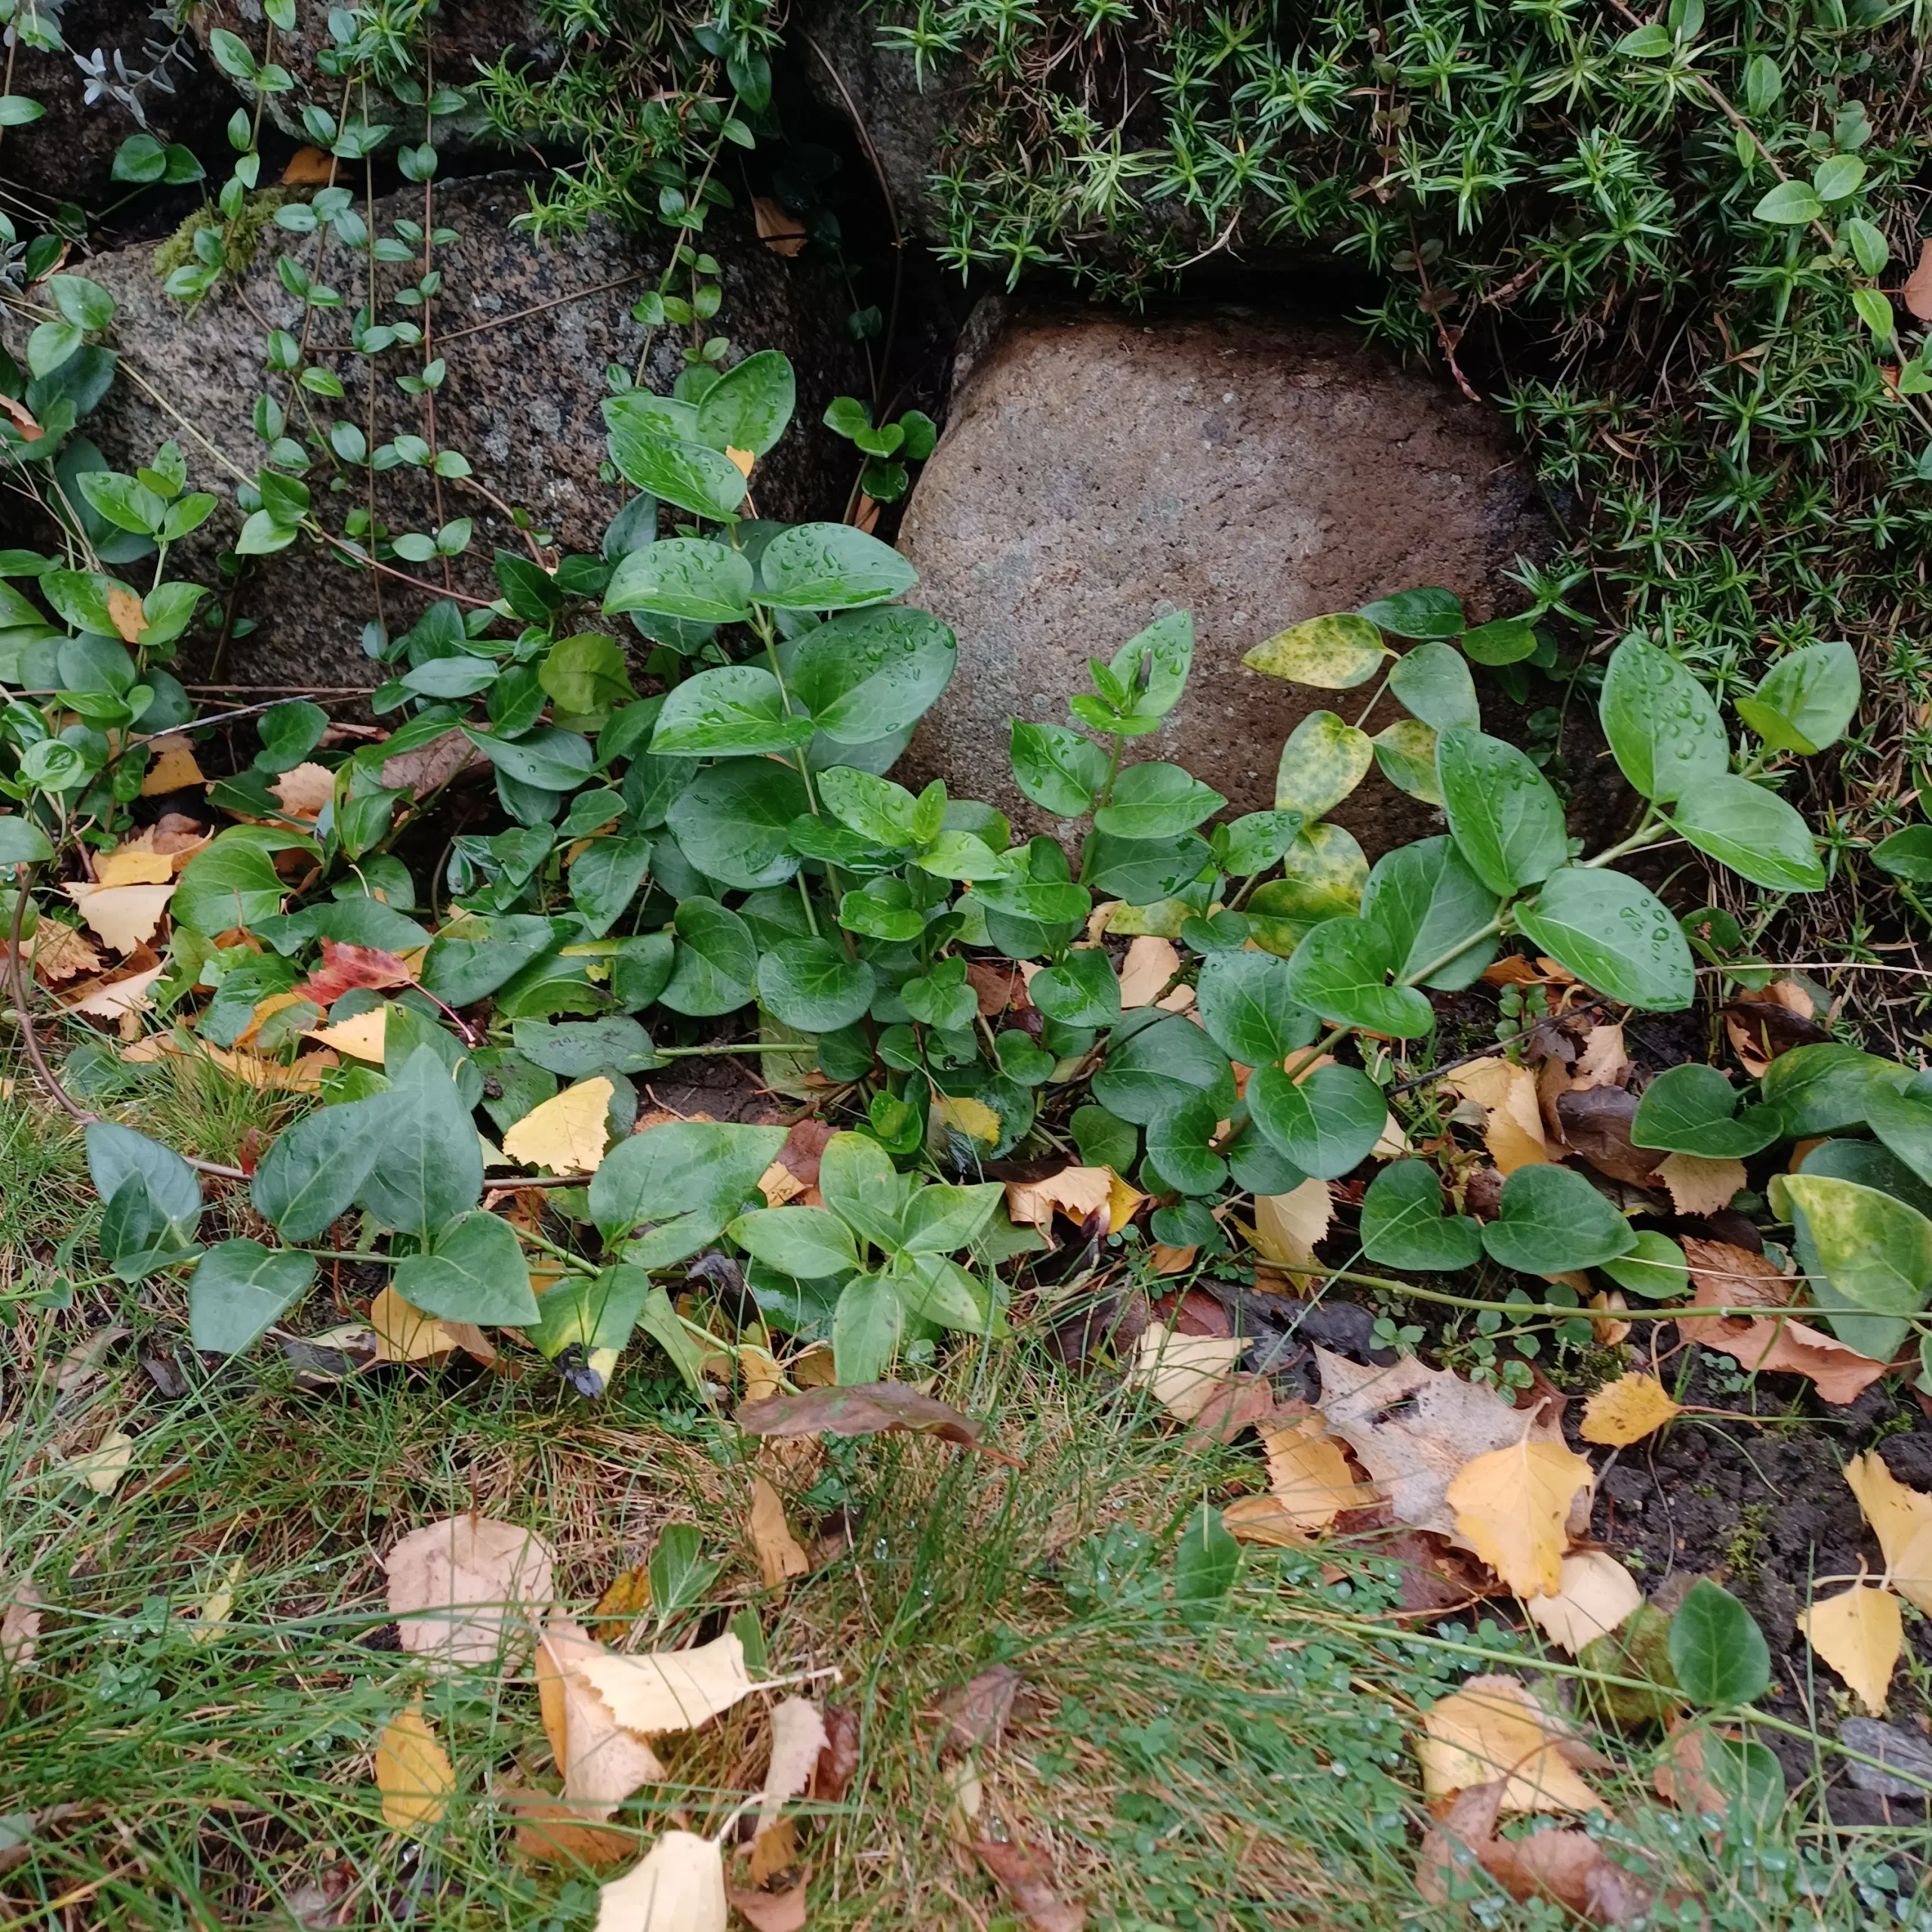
(106, 586, 145, 643)
(292, 937, 418, 1008)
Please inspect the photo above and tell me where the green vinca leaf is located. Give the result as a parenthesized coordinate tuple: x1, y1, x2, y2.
(1480, 1164, 1635, 1274)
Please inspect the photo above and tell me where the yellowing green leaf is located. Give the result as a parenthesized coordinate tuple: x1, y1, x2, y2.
(1274, 709, 1374, 819)
(1243, 613, 1388, 688)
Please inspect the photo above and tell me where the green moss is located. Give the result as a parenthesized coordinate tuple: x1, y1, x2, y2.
(153, 186, 306, 286)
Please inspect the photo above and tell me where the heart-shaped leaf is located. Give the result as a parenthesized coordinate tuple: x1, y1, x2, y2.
(1282, 916, 1435, 1037)
(1358, 1161, 1482, 1270)
(1247, 1061, 1386, 1180)
(1479, 1164, 1635, 1274)
(1632, 1063, 1783, 1158)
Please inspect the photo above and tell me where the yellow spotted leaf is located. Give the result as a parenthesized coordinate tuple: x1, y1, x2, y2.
(1579, 1372, 1681, 1447)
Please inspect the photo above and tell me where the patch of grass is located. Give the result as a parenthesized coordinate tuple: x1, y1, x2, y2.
(1, 1072, 1927, 1930)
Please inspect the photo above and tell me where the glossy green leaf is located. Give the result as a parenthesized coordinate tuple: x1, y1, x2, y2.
(1274, 710, 1373, 820)
(1359, 1161, 1482, 1271)
(692, 349, 795, 456)
(783, 605, 955, 746)
(1194, 949, 1318, 1065)
(1244, 612, 1386, 688)
(1358, 587, 1465, 638)
(728, 1204, 860, 1278)
(1631, 1063, 1784, 1157)
(356, 1050, 486, 1238)
(1775, 1172, 1932, 1315)
(1480, 1164, 1635, 1273)
(1091, 1013, 1236, 1125)
(512, 1015, 660, 1077)
(659, 896, 758, 1016)
(1734, 641, 1859, 755)
(665, 760, 808, 891)
(1669, 775, 1824, 893)
(0, 814, 53, 865)
(1460, 616, 1538, 665)
(1598, 638, 1729, 802)
(174, 836, 286, 933)
(601, 408, 748, 521)
(395, 1209, 540, 1325)
(1029, 947, 1123, 1028)
(758, 521, 917, 611)
(1598, 1230, 1690, 1300)
(1752, 180, 1824, 225)
(1761, 1041, 1904, 1137)
(1358, 836, 1500, 989)
(818, 1132, 915, 1251)
(603, 537, 754, 623)
(569, 834, 652, 938)
(649, 664, 814, 758)
(1872, 826, 1932, 881)
(1146, 1091, 1230, 1196)
(1283, 916, 1435, 1037)
(1512, 867, 1695, 1011)
(1436, 727, 1567, 897)
(589, 1119, 787, 1263)
(832, 1272, 903, 1383)
(757, 936, 876, 1031)
(1247, 1061, 1386, 1180)
(1094, 761, 1226, 838)
(1388, 641, 1478, 731)
(250, 1093, 389, 1243)
(1011, 721, 1109, 816)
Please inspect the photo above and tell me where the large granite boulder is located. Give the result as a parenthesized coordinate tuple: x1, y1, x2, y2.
(82, 174, 869, 687)
(893, 305, 1552, 848)
(0, 2, 235, 218)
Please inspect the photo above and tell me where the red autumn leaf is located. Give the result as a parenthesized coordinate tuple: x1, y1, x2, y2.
(291, 938, 416, 1008)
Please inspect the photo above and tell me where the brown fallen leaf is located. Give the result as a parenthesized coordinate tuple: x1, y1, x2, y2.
(19, 918, 102, 984)
(1580, 1373, 1681, 1447)
(1657, 1151, 1745, 1217)
(1418, 1780, 1644, 1924)
(753, 194, 808, 255)
(280, 143, 339, 184)
(1842, 1453, 1932, 1614)
(2, 1580, 42, 1669)
(1523, 1551, 1642, 1655)
(381, 728, 484, 795)
(375, 1700, 454, 1835)
(1679, 1238, 1888, 1404)
(596, 1829, 728, 1931)
(1556, 1087, 1666, 1188)
(509, 1792, 638, 1866)
(727, 1877, 808, 1932)
(940, 1664, 1023, 1756)
(748, 1474, 811, 1592)
(1445, 1438, 1595, 1598)
(1797, 1583, 1902, 1715)
(1723, 982, 1829, 1075)
(1118, 934, 1181, 1008)
(812, 1703, 860, 1802)
(974, 1838, 1086, 1932)
(384, 1513, 556, 1669)
(574, 1632, 755, 1736)
(734, 1381, 1024, 1466)
(1315, 1349, 1570, 1543)
(0, 391, 44, 441)
(1905, 236, 1932, 321)
(1447, 1057, 1547, 1174)
(1417, 1675, 1605, 1814)
(1184, 1372, 1283, 1444)
(1481, 955, 1574, 989)
(538, 1620, 666, 1814)
(140, 737, 205, 795)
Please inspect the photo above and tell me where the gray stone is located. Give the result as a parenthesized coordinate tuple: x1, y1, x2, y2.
(192, 2, 556, 155)
(1841, 1718, 1932, 1799)
(80, 172, 869, 687)
(0, 2, 235, 217)
(893, 305, 1552, 848)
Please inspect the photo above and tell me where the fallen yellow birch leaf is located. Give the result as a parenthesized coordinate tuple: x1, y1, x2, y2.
(1444, 1438, 1593, 1598)
(1797, 1583, 1903, 1715)
(1579, 1372, 1681, 1447)
(503, 1076, 614, 1174)
(376, 1699, 455, 1834)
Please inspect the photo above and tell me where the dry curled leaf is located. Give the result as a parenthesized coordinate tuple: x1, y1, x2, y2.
(1417, 1675, 1605, 1814)
(1418, 1780, 1644, 1925)
(1118, 934, 1181, 1008)
(1522, 1551, 1642, 1655)
(376, 1700, 454, 1835)
(1580, 1373, 1681, 1447)
(749, 1696, 827, 1882)
(974, 1838, 1087, 1932)
(1447, 1057, 1547, 1174)
(1126, 1321, 1244, 1423)
(1680, 1239, 1888, 1404)
(734, 1381, 1024, 1466)
(1005, 1164, 1141, 1237)
(20, 918, 102, 984)
(748, 1474, 811, 1592)
(2, 1580, 42, 1669)
(1445, 1438, 1594, 1598)
(574, 1632, 755, 1737)
(1843, 1453, 1932, 1615)
(538, 1620, 666, 1814)
(1904, 236, 1932, 321)
(1249, 1177, 1332, 1267)
(727, 1878, 808, 1932)
(595, 1830, 727, 1932)
(384, 1513, 556, 1669)
(753, 194, 808, 254)
(1798, 1583, 1902, 1715)
(381, 728, 484, 795)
